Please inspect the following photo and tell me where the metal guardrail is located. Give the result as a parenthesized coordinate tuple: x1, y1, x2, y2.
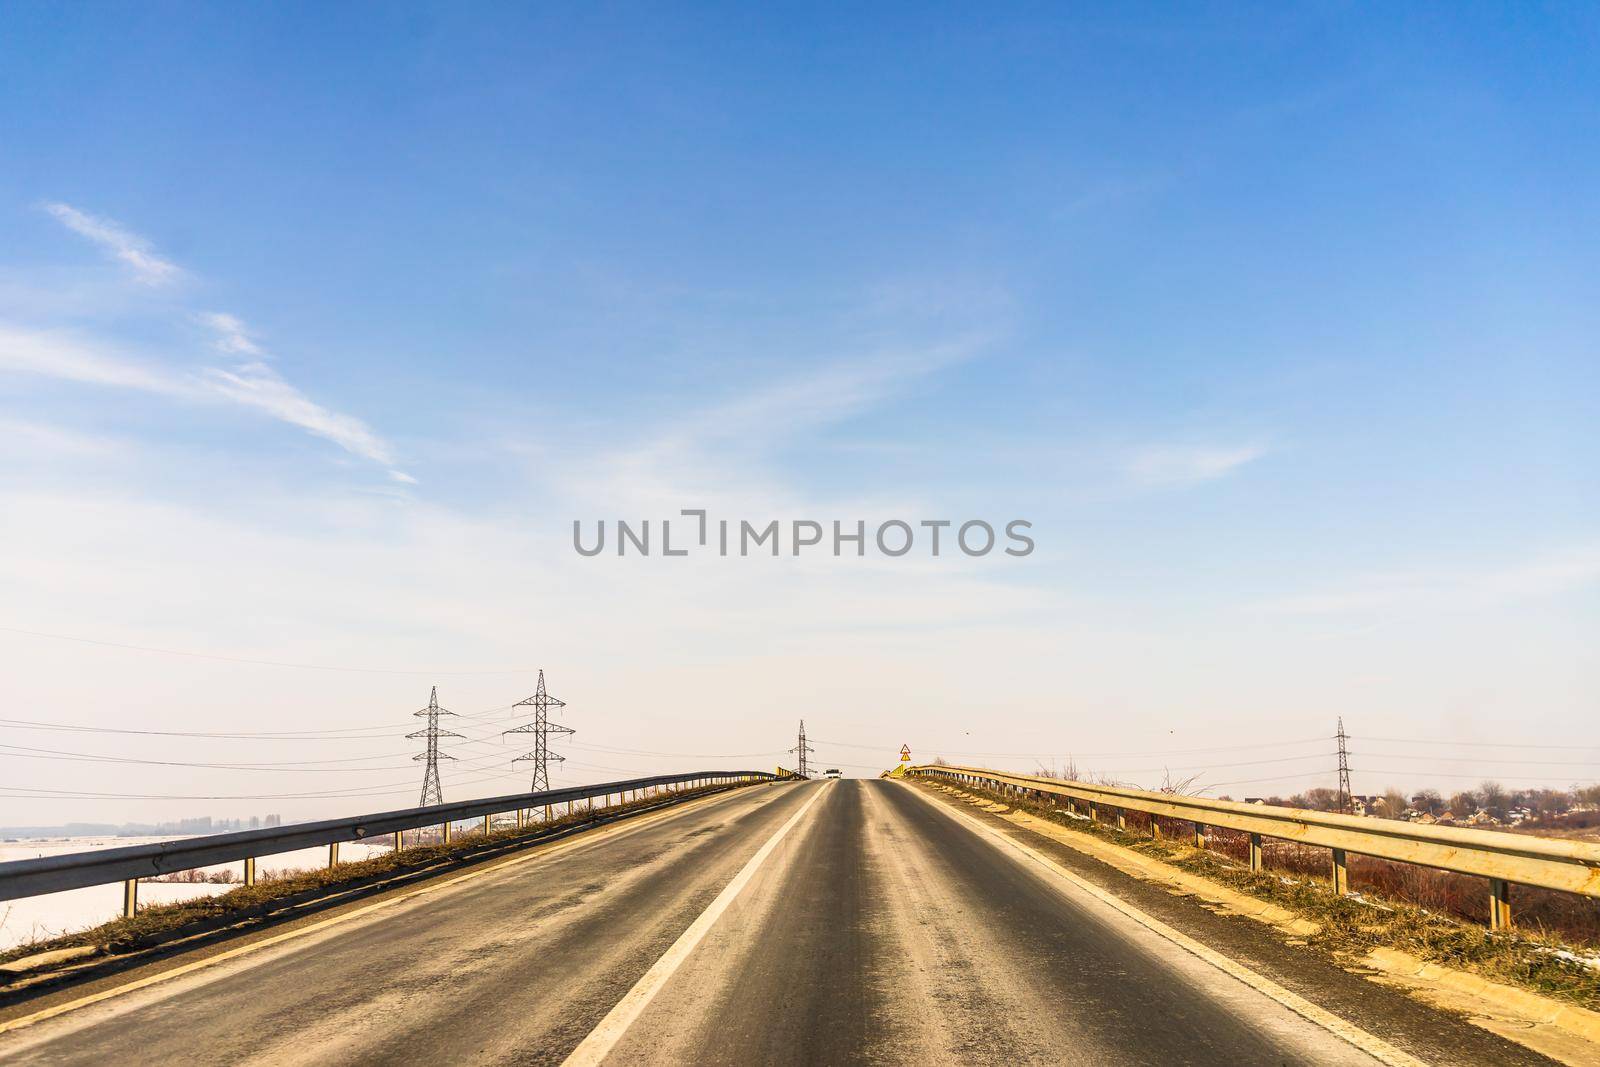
(0, 771, 781, 917)
(909, 764, 1600, 931)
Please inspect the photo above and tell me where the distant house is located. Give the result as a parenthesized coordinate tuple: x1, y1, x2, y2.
(1350, 794, 1382, 816)
(1243, 797, 1269, 805)
(1465, 808, 1501, 827)
(1433, 811, 1457, 825)
(1507, 807, 1533, 824)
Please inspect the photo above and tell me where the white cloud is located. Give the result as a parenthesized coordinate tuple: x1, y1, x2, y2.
(0, 323, 188, 395)
(1256, 545, 1600, 616)
(9, 206, 412, 482)
(0, 417, 125, 459)
(195, 311, 411, 480)
(565, 336, 990, 512)
(0, 321, 412, 482)
(703, 337, 985, 441)
(198, 312, 263, 356)
(1126, 443, 1266, 487)
(202, 361, 401, 471)
(42, 202, 183, 286)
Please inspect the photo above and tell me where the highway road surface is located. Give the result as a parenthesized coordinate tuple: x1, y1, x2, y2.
(0, 780, 1559, 1065)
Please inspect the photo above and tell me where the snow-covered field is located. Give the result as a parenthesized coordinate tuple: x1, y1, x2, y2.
(0, 836, 392, 953)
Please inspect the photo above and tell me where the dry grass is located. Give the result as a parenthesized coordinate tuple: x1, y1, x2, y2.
(932, 780, 1600, 1010)
(0, 786, 723, 968)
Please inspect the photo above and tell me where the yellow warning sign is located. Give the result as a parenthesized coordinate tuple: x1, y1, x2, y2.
(899, 744, 911, 762)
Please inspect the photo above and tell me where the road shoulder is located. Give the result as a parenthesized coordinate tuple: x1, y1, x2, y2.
(0, 781, 790, 1039)
(904, 778, 1570, 1067)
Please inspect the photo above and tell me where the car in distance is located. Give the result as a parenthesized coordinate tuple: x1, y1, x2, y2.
(824, 768, 842, 778)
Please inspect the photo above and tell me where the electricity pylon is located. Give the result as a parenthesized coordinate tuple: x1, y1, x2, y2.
(790, 719, 815, 779)
(409, 686, 461, 807)
(506, 669, 573, 791)
(1336, 717, 1353, 815)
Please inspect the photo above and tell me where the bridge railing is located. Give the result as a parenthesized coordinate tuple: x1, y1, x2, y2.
(0, 771, 780, 918)
(908, 764, 1600, 931)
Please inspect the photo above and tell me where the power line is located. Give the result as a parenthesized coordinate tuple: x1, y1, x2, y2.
(0, 625, 545, 676)
(1362, 736, 1600, 751)
(0, 761, 540, 802)
(0, 742, 419, 771)
(1363, 768, 1600, 784)
(1050, 752, 1337, 774)
(1202, 771, 1344, 790)
(1355, 752, 1600, 767)
(0, 716, 413, 739)
(810, 736, 1332, 759)
(568, 741, 787, 759)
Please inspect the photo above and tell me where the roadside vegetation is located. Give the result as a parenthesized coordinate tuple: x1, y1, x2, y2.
(922, 778, 1600, 1011)
(0, 784, 728, 971)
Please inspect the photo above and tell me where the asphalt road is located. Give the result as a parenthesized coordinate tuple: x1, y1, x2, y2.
(0, 779, 1557, 1066)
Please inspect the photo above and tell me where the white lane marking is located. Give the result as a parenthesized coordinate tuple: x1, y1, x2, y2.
(899, 782, 1428, 1067)
(562, 781, 832, 1067)
(0, 784, 782, 1041)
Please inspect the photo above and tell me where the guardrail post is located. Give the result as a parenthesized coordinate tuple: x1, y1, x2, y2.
(544, 804, 552, 822)
(1490, 878, 1513, 931)
(123, 877, 137, 918)
(394, 830, 404, 853)
(1330, 848, 1348, 895)
(1116, 809, 1126, 832)
(442, 820, 451, 845)
(244, 857, 256, 886)
(483, 814, 491, 836)
(1249, 833, 1263, 873)
(328, 842, 340, 869)
(1193, 823, 1205, 850)
(1088, 801, 1097, 823)
(1150, 815, 1160, 840)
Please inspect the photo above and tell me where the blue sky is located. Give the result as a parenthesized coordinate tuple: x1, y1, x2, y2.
(0, 4, 1596, 821)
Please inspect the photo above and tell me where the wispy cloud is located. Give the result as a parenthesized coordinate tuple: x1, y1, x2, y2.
(0, 323, 187, 395)
(0, 320, 412, 483)
(193, 312, 411, 480)
(562, 335, 991, 512)
(699, 336, 987, 442)
(1256, 545, 1600, 616)
(42, 202, 183, 286)
(7, 204, 412, 482)
(197, 312, 262, 356)
(202, 361, 400, 469)
(0, 416, 126, 459)
(1126, 443, 1266, 487)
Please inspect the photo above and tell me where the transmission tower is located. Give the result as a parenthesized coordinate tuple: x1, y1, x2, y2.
(790, 719, 815, 779)
(408, 686, 461, 807)
(505, 669, 573, 791)
(1335, 716, 1353, 815)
